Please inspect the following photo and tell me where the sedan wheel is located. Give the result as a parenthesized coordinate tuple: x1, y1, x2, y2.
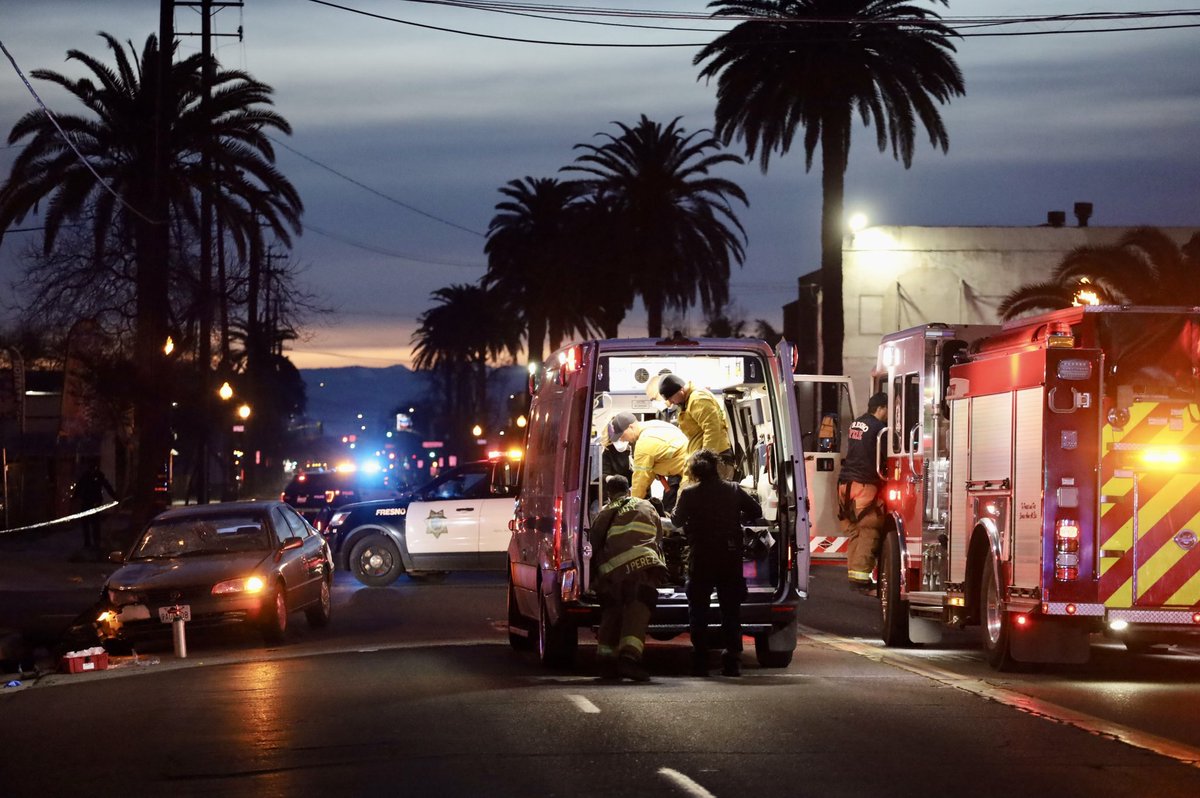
(261, 580, 288, 644)
(305, 577, 332, 628)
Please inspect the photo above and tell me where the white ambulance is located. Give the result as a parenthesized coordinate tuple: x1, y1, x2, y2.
(507, 335, 812, 668)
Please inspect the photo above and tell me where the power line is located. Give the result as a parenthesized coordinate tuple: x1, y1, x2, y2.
(304, 1, 1200, 46)
(268, 134, 485, 238)
(305, 222, 486, 268)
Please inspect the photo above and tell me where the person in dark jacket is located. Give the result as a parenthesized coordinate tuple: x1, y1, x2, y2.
(589, 475, 670, 681)
(671, 448, 761, 677)
(839, 392, 889, 592)
(73, 462, 116, 550)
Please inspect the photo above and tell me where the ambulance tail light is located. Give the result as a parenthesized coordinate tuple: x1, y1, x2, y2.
(561, 566, 579, 603)
(1054, 519, 1080, 581)
(552, 496, 563, 566)
(556, 346, 582, 386)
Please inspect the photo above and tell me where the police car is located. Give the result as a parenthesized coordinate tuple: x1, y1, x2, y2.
(325, 456, 521, 586)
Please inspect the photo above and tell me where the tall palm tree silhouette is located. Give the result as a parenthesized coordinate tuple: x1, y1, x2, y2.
(0, 33, 301, 502)
(999, 228, 1200, 319)
(695, 0, 964, 373)
(565, 115, 747, 338)
(484, 177, 594, 365)
(411, 283, 522, 449)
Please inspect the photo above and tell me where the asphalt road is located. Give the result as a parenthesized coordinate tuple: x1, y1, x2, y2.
(2, 563, 1200, 796)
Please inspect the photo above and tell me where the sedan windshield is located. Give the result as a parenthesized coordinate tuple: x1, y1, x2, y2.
(133, 516, 271, 559)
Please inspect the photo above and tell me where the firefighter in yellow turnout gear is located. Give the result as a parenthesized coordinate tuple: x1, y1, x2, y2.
(658, 374, 735, 480)
(589, 475, 670, 681)
(839, 392, 889, 591)
(607, 412, 689, 508)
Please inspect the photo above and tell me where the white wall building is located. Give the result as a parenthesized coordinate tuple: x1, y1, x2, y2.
(831, 217, 1198, 401)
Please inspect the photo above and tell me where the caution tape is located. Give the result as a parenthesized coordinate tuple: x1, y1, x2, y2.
(0, 501, 121, 536)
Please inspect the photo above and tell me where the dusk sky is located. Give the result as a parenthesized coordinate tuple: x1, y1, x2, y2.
(1, 1, 1197, 369)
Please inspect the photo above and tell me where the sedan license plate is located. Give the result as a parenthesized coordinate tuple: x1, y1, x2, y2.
(158, 604, 191, 623)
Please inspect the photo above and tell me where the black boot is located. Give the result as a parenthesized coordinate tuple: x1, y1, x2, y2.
(618, 655, 650, 682)
(721, 654, 742, 677)
(690, 651, 710, 677)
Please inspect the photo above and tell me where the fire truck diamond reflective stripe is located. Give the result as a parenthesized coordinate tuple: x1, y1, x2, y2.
(1100, 401, 1200, 609)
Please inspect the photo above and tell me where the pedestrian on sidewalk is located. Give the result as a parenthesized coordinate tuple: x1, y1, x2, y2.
(73, 462, 115, 552)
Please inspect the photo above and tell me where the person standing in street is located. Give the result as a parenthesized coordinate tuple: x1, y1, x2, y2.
(73, 462, 116, 551)
(671, 448, 760, 677)
(607, 412, 688, 510)
(839, 392, 889, 592)
(589, 475, 670, 682)
(658, 373, 736, 480)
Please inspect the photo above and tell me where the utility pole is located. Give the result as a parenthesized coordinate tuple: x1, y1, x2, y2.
(176, 0, 242, 503)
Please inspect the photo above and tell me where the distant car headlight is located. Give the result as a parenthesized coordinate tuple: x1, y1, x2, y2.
(212, 576, 266, 595)
(329, 510, 351, 529)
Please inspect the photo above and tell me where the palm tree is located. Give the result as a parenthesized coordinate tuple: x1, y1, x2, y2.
(695, 0, 964, 374)
(411, 283, 522, 452)
(0, 33, 302, 506)
(565, 115, 748, 338)
(999, 228, 1200, 320)
(484, 177, 594, 365)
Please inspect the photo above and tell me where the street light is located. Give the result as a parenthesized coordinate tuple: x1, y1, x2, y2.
(218, 381, 233, 401)
(847, 211, 869, 233)
(237, 403, 252, 420)
(472, 424, 483, 438)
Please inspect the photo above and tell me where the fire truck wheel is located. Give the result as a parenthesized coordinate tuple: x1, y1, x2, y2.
(537, 592, 577, 668)
(508, 580, 535, 651)
(981, 554, 1017, 670)
(879, 530, 911, 647)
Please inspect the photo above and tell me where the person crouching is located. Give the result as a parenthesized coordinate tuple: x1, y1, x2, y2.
(589, 474, 670, 682)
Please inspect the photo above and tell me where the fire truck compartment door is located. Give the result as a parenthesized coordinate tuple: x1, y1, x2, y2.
(776, 340, 811, 596)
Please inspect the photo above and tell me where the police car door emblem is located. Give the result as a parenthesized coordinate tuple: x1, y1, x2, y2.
(1174, 529, 1197, 551)
(426, 510, 448, 538)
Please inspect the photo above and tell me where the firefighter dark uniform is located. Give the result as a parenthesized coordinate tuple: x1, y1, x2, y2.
(671, 449, 760, 677)
(839, 393, 888, 590)
(589, 475, 669, 681)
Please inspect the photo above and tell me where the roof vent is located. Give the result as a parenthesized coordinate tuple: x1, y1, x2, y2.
(1074, 202, 1093, 227)
(1047, 210, 1066, 227)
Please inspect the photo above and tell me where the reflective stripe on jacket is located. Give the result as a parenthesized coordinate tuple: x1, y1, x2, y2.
(589, 496, 668, 585)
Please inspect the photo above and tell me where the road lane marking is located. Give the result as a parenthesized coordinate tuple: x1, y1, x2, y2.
(798, 624, 1200, 770)
(566, 694, 600, 713)
(658, 767, 717, 798)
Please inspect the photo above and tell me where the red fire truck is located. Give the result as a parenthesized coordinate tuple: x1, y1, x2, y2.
(872, 306, 1200, 669)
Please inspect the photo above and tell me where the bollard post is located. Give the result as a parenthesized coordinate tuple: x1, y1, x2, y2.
(172, 618, 187, 659)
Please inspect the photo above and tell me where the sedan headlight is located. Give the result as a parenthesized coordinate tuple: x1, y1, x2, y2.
(212, 576, 266, 595)
(329, 510, 351, 529)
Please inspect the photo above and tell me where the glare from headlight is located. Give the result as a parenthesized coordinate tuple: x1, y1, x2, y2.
(329, 511, 350, 528)
(212, 576, 266, 595)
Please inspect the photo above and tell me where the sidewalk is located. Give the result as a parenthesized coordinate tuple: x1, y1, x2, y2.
(0, 523, 120, 593)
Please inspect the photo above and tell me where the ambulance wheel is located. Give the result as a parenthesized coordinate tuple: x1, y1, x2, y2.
(508, 580, 534, 651)
(349, 533, 403, 587)
(537, 592, 577, 668)
(981, 554, 1016, 671)
(753, 635, 794, 668)
(879, 530, 911, 647)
